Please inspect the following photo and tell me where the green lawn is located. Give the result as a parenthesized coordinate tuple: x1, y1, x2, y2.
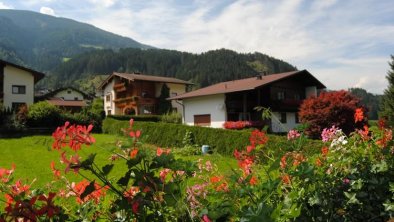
(0, 134, 237, 189)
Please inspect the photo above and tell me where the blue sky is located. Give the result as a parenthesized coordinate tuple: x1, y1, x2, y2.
(1, 0, 393, 94)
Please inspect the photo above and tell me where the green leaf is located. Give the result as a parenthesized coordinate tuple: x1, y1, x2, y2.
(80, 180, 96, 200)
(80, 153, 96, 168)
(101, 164, 114, 176)
(267, 159, 280, 173)
(117, 170, 131, 186)
(371, 160, 388, 173)
(344, 192, 359, 204)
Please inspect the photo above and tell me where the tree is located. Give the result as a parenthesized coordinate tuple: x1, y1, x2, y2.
(380, 55, 394, 126)
(299, 90, 367, 139)
(157, 84, 172, 114)
(349, 87, 381, 120)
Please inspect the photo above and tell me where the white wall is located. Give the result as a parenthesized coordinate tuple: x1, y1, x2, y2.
(167, 83, 187, 115)
(3, 65, 34, 109)
(103, 80, 116, 115)
(183, 94, 226, 128)
(271, 112, 299, 133)
(305, 86, 317, 98)
(54, 88, 84, 101)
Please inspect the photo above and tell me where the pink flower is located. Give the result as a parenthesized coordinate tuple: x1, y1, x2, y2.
(321, 125, 339, 142)
(202, 214, 211, 222)
(159, 168, 171, 183)
(287, 129, 301, 140)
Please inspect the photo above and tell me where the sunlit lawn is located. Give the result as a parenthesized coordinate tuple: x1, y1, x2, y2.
(0, 134, 238, 189)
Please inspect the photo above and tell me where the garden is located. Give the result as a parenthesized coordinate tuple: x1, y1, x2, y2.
(0, 90, 393, 221)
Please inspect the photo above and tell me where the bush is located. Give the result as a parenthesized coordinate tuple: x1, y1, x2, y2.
(160, 112, 182, 124)
(102, 118, 322, 156)
(299, 90, 367, 139)
(27, 101, 63, 127)
(107, 115, 161, 122)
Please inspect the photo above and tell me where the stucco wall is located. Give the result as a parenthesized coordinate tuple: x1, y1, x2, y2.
(103, 80, 117, 115)
(183, 94, 226, 128)
(167, 83, 187, 115)
(54, 89, 84, 100)
(271, 112, 299, 133)
(3, 65, 34, 108)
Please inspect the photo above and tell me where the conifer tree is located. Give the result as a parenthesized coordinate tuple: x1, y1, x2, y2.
(380, 55, 394, 126)
(158, 84, 172, 114)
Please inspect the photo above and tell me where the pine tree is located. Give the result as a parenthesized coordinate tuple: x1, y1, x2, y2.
(380, 55, 394, 126)
(157, 84, 172, 114)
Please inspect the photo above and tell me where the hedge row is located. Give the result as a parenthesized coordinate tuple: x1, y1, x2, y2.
(107, 115, 161, 122)
(102, 118, 323, 156)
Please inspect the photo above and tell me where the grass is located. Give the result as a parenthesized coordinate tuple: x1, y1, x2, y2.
(0, 134, 238, 189)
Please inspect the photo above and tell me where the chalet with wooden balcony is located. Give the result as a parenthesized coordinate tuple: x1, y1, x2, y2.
(169, 70, 326, 132)
(0, 59, 45, 110)
(98, 72, 192, 116)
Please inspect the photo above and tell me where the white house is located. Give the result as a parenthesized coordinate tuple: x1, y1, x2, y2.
(169, 70, 326, 133)
(37, 87, 94, 112)
(0, 59, 45, 110)
(98, 72, 192, 116)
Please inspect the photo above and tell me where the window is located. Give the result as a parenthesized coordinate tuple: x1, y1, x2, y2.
(106, 94, 111, 102)
(194, 114, 211, 126)
(74, 97, 78, 100)
(12, 85, 26, 94)
(107, 110, 112, 115)
(172, 107, 178, 113)
(294, 94, 300, 100)
(280, 112, 287, 123)
(67, 90, 71, 94)
(171, 92, 178, 97)
(295, 113, 300, 123)
(277, 91, 285, 100)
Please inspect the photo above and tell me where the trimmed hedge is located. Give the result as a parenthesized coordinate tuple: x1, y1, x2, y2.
(107, 115, 161, 122)
(102, 118, 323, 156)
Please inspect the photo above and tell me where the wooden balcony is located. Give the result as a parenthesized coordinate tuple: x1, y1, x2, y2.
(113, 96, 135, 103)
(113, 82, 127, 92)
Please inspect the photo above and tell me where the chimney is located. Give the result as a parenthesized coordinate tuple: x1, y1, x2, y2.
(256, 71, 268, 79)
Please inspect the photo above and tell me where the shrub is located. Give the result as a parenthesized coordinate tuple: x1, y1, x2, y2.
(160, 112, 182, 124)
(107, 115, 161, 122)
(299, 90, 367, 139)
(27, 101, 63, 127)
(102, 118, 322, 156)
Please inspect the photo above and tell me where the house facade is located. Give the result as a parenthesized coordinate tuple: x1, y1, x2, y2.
(170, 70, 326, 132)
(37, 87, 93, 112)
(99, 72, 192, 116)
(0, 59, 45, 110)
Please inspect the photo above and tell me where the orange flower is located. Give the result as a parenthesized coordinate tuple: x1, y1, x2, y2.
(50, 161, 61, 179)
(280, 155, 287, 169)
(156, 147, 171, 156)
(315, 158, 322, 167)
(130, 149, 138, 158)
(354, 108, 364, 123)
(210, 176, 222, 183)
(281, 174, 291, 185)
(216, 182, 229, 192)
(321, 146, 329, 157)
(249, 176, 258, 186)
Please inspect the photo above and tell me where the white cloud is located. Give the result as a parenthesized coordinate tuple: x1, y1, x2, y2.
(0, 1, 13, 9)
(40, 6, 56, 16)
(88, 0, 116, 8)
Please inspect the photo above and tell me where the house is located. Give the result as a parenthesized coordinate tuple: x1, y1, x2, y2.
(0, 59, 45, 110)
(169, 70, 326, 132)
(37, 87, 94, 113)
(98, 72, 192, 116)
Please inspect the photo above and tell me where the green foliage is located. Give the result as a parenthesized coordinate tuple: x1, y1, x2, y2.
(27, 101, 63, 127)
(107, 114, 161, 122)
(160, 111, 182, 124)
(102, 118, 322, 157)
(380, 55, 394, 126)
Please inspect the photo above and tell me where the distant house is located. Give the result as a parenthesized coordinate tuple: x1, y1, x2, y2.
(98, 72, 192, 116)
(169, 70, 326, 132)
(0, 59, 45, 110)
(37, 87, 94, 113)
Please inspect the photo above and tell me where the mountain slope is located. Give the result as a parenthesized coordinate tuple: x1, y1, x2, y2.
(51, 48, 297, 91)
(0, 9, 152, 71)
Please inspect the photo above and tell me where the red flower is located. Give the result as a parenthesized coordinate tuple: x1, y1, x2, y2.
(132, 201, 139, 214)
(216, 182, 229, 192)
(321, 146, 329, 157)
(249, 176, 258, 186)
(159, 168, 171, 183)
(281, 174, 291, 185)
(315, 158, 322, 167)
(354, 108, 364, 123)
(130, 149, 138, 159)
(0, 164, 15, 182)
(71, 180, 108, 204)
(249, 129, 268, 147)
(280, 155, 287, 169)
(246, 145, 255, 153)
(50, 161, 61, 179)
(36, 192, 60, 218)
(210, 176, 222, 183)
(129, 130, 141, 138)
(52, 122, 95, 152)
(124, 186, 140, 200)
(202, 214, 212, 222)
(60, 152, 81, 174)
(156, 147, 171, 156)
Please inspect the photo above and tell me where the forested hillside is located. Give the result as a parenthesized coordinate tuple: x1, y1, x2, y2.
(0, 9, 151, 72)
(49, 48, 297, 89)
(349, 88, 382, 120)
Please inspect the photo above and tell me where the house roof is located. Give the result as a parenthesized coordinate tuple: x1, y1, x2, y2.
(47, 99, 87, 107)
(98, 72, 193, 89)
(0, 59, 45, 83)
(169, 70, 326, 100)
(38, 86, 94, 100)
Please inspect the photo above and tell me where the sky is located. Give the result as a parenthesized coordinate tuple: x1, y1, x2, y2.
(0, 0, 393, 94)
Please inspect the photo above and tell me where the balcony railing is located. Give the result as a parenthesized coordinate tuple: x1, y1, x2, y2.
(113, 96, 135, 103)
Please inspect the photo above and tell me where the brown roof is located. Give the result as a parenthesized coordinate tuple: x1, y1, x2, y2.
(47, 99, 87, 107)
(99, 72, 193, 89)
(170, 70, 325, 100)
(0, 59, 45, 83)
